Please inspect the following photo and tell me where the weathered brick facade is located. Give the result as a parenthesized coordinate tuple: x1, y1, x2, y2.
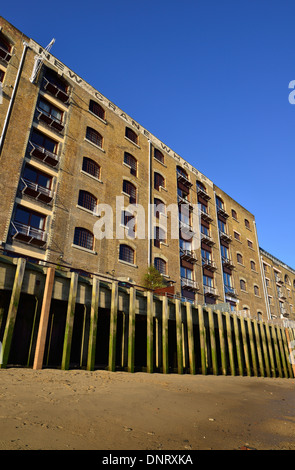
(0, 16, 294, 322)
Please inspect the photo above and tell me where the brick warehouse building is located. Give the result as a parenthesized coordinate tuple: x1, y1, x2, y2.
(0, 16, 294, 324)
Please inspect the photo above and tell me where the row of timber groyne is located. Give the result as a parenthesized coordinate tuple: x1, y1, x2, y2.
(0, 255, 295, 378)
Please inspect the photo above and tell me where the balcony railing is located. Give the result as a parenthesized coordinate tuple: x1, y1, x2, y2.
(180, 249, 197, 264)
(219, 229, 232, 242)
(0, 45, 12, 62)
(200, 206, 213, 222)
(181, 277, 199, 291)
(224, 285, 238, 297)
(216, 205, 229, 218)
(21, 178, 53, 204)
(200, 231, 215, 245)
(11, 222, 47, 247)
(29, 141, 59, 167)
(274, 275, 283, 285)
(177, 195, 193, 208)
(36, 107, 65, 133)
(222, 256, 234, 268)
(202, 258, 217, 271)
(179, 220, 195, 236)
(177, 171, 193, 188)
(43, 77, 70, 104)
(203, 285, 218, 297)
(197, 185, 210, 200)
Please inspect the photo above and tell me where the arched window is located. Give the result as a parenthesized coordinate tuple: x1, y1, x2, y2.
(154, 257, 167, 275)
(123, 180, 137, 204)
(73, 227, 94, 250)
(285, 274, 291, 285)
(231, 209, 238, 220)
(245, 218, 250, 229)
(216, 196, 224, 210)
(240, 279, 246, 291)
(78, 190, 97, 212)
(154, 226, 166, 247)
(89, 100, 105, 120)
(119, 244, 135, 264)
(82, 157, 100, 179)
(86, 126, 103, 148)
(154, 149, 164, 163)
(154, 172, 165, 190)
(154, 198, 166, 218)
(0, 33, 12, 62)
(124, 152, 137, 176)
(125, 127, 138, 144)
(237, 253, 243, 264)
(250, 260, 256, 271)
(254, 285, 260, 296)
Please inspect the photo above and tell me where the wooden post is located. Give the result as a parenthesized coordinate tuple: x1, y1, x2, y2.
(127, 287, 136, 373)
(186, 302, 195, 374)
(61, 272, 78, 370)
(225, 312, 235, 376)
(246, 318, 258, 377)
(233, 315, 243, 376)
(162, 296, 169, 374)
(217, 310, 227, 376)
(260, 322, 271, 377)
(87, 277, 100, 371)
(265, 323, 276, 377)
(281, 328, 293, 378)
(276, 326, 288, 378)
(270, 324, 282, 378)
(0, 258, 26, 369)
(175, 299, 183, 374)
(146, 291, 154, 373)
(108, 282, 118, 372)
(198, 305, 207, 375)
(33, 267, 55, 370)
(240, 316, 251, 376)
(208, 308, 218, 375)
(285, 328, 295, 378)
(253, 319, 264, 377)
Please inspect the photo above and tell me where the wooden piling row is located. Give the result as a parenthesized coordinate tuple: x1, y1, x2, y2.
(0, 260, 295, 378)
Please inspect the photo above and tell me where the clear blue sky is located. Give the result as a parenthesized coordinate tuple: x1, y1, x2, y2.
(2, 0, 295, 268)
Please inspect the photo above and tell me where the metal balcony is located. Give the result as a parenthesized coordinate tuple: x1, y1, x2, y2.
(197, 185, 210, 200)
(179, 220, 195, 236)
(43, 77, 70, 104)
(177, 195, 193, 209)
(181, 277, 199, 291)
(219, 229, 232, 243)
(202, 257, 217, 271)
(177, 171, 193, 188)
(203, 285, 218, 297)
(224, 285, 238, 297)
(21, 178, 53, 204)
(36, 108, 65, 133)
(29, 141, 59, 167)
(180, 249, 197, 264)
(200, 206, 213, 222)
(217, 205, 229, 218)
(200, 231, 215, 246)
(11, 222, 47, 247)
(222, 256, 235, 269)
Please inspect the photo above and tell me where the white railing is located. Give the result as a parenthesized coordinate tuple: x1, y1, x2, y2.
(181, 277, 199, 290)
(203, 285, 218, 296)
(21, 178, 53, 199)
(29, 141, 59, 164)
(12, 222, 47, 243)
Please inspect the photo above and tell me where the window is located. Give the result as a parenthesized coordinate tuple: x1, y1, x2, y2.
(223, 271, 232, 287)
(23, 165, 52, 190)
(124, 152, 137, 176)
(231, 209, 237, 220)
(123, 180, 137, 204)
(285, 275, 291, 285)
(31, 129, 58, 154)
(245, 219, 250, 229)
(78, 190, 97, 212)
(250, 260, 256, 271)
(86, 127, 103, 148)
(234, 231, 240, 241)
(0, 69, 4, 83)
(179, 238, 192, 251)
(38, 99, 63, 124)
(237, 253, 243, 264)
(177, 166, 188, 178)
(216, 196, 224, 209)
(203, 275, 213, 287)
(154, 149, 164, 163)
(44, 68, 68, 93)
(154, 198, 166, 218)
(125, 127, 138, 144)
(240, 279, 246, 291)
(154, 172, 165, 190)
(247, 239, 253, 248)
(73, 227, 94, 250)
(119, 244, 135, 264)
(221, 244, 229, 259)
(89, 100, 105, 120)
(201, 224, 210, 236)
(154, 226, 166, 247)
(14, 206, 45, 230)
(201, 248, 211, 261)
(218, 219, 226, 233)
(181, 266, 193, 280)
(154, 257, 167, 275)
(265, 278, 270, 287)
(254, 285, 260, 296)
(82, 157, 100, 179)
(0, 33, 12, 62)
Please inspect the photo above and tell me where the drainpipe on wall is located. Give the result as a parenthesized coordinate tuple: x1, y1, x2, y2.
(253, 220, 271, 320)
(0, 41, 29, 155)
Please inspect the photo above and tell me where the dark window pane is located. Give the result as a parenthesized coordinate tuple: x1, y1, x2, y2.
(74, 227, 94, 250)
(86, 127, 103, 147)
(89, 100, 105, 120)
(119, 244, 134, 264)
(82, 157, 100, 179)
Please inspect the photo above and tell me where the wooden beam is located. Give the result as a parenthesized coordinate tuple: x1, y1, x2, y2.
(61, 272, 78, 370)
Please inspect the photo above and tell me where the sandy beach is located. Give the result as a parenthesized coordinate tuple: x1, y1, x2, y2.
(0, 368, 294, 451)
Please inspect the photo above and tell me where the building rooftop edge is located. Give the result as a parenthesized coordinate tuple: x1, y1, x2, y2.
(260, 247, 295, 275)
